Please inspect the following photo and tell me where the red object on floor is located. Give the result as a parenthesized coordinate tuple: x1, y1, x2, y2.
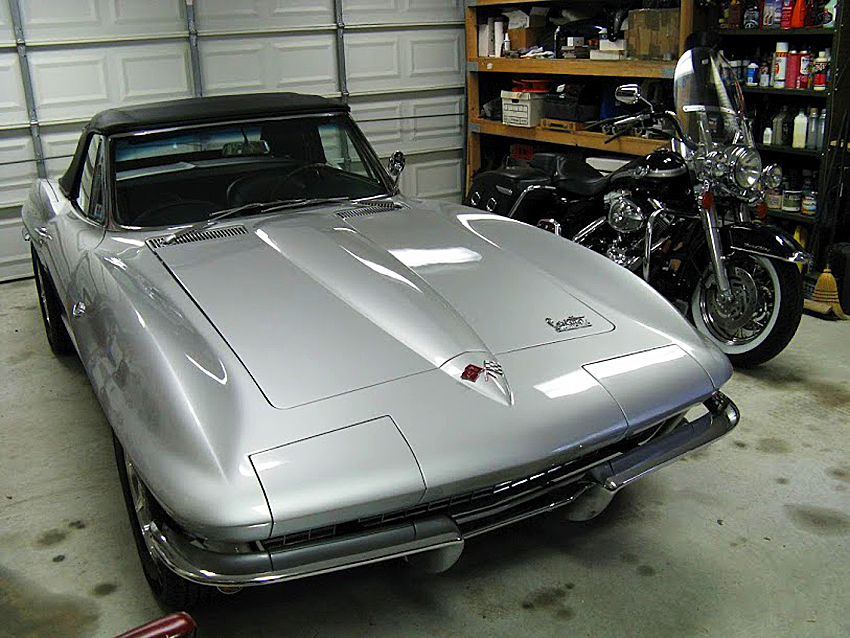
(116, 612, 196, 638)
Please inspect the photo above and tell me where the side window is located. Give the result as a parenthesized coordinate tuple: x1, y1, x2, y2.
(77, 134, 105, 223)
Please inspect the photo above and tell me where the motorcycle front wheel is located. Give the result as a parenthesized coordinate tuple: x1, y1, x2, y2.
(690, 254, 803, 368)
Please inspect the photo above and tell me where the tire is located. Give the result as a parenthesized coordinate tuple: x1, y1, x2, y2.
(112, 432, 213, 608)
(31, 246, 74, 355)
(690, 254, 803, 368)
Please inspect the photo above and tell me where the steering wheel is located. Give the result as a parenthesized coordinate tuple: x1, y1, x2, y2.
(271, 163, 340, 199)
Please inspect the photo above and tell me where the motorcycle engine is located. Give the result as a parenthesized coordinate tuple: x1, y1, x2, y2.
(604, 190, 645, 233)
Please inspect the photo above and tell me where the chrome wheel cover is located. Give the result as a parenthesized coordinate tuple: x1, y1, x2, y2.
(698, 257, 779, 347)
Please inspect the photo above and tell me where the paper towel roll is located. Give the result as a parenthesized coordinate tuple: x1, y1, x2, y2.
(494, 19, 504, 57)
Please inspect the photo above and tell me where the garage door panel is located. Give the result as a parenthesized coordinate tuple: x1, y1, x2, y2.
(400, 151, 463, 202)
(19, 0, 185, 42)
(115, 46, 192, 102)
(30, 43, 192, 122)
(196, 0, 334, 33)
(0, 209, 31, 282)
(0, 2, 12, 45)
(0, 54, 28, 126)
(350, 92, 462, 157)
(345, 28, 463, 92)
(42, 127, 85, 179)
(200, 35, 337, 96)
(344, 0, 462, 25)
(0, 134, 36, 208)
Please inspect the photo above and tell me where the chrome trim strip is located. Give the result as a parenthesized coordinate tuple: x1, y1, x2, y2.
(142, 392, 737, 587)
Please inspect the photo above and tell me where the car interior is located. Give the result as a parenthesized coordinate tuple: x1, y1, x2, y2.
(113, 119, 387, 227)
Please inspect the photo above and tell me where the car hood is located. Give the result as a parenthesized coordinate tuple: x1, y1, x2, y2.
(151, 202, 614, 408)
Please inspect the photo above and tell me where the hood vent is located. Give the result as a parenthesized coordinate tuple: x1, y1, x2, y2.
(147, 225, 248, 249)
(336, 202, 403, 220)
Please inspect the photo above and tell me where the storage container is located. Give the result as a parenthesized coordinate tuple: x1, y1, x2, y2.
(501, 91, 545, 127)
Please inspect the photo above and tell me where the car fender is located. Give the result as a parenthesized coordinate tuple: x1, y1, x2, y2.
(85, 237, 273, 541)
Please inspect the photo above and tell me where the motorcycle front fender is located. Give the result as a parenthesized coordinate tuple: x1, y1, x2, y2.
(720, 223, 810, 265)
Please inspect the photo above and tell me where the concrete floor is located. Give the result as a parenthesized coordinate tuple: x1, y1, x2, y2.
(1, 276, 848, 637)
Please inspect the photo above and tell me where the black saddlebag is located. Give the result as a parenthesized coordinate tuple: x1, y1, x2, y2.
(465, 166, 549, 217)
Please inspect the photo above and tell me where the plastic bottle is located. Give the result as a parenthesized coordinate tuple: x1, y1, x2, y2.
(763, 126, 773, 144)
(746, 61, 759, 85)
(824, 0, 838, 27)
(817, 108, 827, 149)
(773, 42, 789, 88)
(798, 50, 811, 89)
(790, 0, 807, 26)
(781, 0, 795, 27)
(792, 108, 808, 148)
(813, 50, 828, 90)
(806, 108, 819, 149)
(759, 59, 771, 86)
(729, 0, 744, 27)
(773, 106, 789, 145)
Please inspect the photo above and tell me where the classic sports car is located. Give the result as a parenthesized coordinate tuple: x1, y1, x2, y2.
(22, 93, 739, 607)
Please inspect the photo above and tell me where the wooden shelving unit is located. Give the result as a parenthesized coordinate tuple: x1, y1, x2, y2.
(470, 118, 666, 156)
(742, 86, 827, 98)
(756, 143, 822, 158)
(765, 210, 817, 224)
(464, 0, 694, 191)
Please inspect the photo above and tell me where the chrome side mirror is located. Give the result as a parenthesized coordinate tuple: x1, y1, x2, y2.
(387, 150, 405, 185)
(615, 84, 641, 105)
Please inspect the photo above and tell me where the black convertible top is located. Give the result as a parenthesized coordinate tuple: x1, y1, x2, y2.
(59, 92, 348, 196)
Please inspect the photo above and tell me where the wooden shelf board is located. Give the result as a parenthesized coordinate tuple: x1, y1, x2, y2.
(765, 210, 817, 224)
(720, 27, 834, 36)
(470, 117, 665, 156)
(468, 57, 676, 79)
(472, 0, 540, 5)
(756, 143, 823, 158)
(742, 86, 828, 98)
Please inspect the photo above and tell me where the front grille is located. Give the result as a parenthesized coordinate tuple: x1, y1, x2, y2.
(335, 202, 403, 220)
(260, 422, 669, 554)
(147, 225, 248, 248)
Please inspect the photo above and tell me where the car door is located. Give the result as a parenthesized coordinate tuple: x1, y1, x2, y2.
(50, 134, 107, 351)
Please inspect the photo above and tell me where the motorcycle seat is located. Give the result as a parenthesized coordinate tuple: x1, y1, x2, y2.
(529, 152, 610, 197)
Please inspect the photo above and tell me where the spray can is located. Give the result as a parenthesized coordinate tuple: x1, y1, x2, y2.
(786, 50, 801, 90)
(798, 50, 811, 89)
(773, 42, 789, 88)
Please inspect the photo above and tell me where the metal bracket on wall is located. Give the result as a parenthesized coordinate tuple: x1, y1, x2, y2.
(333, 0, 349, 103)
(184, 0, 203, 97)
(7, 0, 46, 179)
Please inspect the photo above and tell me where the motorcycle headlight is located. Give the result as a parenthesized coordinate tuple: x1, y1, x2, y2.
(606, 193, 645, 233)
(762, 164, 783, 189)
(729, 146, 763, 189)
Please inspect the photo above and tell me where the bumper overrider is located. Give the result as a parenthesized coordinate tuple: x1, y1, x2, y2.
(143, 392, 738, 588)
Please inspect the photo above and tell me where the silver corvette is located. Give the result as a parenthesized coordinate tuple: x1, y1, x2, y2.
(21, 93, 739, 606)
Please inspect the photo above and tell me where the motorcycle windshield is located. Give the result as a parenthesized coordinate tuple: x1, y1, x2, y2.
(674, 47, 752, 149)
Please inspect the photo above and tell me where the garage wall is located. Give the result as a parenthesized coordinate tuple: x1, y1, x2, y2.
(0, 0, 465, 281)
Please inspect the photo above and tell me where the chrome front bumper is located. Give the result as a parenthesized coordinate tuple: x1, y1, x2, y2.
(144, 391, 739, 588)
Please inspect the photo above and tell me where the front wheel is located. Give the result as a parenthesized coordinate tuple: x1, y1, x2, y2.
(690, 254, 803, 368)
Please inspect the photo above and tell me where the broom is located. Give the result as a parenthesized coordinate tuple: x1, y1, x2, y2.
(804, 268, 848, 319)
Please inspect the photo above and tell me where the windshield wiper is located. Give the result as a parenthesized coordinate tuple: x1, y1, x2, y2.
(161, 197, 354, 245)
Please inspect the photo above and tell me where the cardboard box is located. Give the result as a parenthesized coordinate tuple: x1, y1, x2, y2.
(508, 27, 543, 50)
(501, 90, 545, 128)
(626, 9, 680, 60)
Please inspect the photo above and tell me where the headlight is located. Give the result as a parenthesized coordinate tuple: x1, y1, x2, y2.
(728, 146, 763, 188)
(606, 192, 645, 233)
(762, 164, 783, 189)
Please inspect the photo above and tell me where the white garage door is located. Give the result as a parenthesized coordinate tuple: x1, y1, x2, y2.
(0, 0, 465, 281)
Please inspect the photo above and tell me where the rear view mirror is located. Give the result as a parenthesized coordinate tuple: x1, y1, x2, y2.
(615, 84, 641, 105)
(222, 140, 270, 157)
(387, 150, 405, 184)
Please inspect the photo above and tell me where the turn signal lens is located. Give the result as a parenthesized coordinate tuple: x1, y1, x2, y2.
(701, 191, 714, 210)
(756, 201, 767, 219)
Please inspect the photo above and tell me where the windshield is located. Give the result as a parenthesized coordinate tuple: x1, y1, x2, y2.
(112, 114, 388, 227)
(674, 47, 752, 149)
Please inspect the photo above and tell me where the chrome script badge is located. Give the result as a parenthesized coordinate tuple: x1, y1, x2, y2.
(545, 315, 592, 333)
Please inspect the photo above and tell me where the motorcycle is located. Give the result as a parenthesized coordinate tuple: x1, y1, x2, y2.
(466, 46, 807, 367)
